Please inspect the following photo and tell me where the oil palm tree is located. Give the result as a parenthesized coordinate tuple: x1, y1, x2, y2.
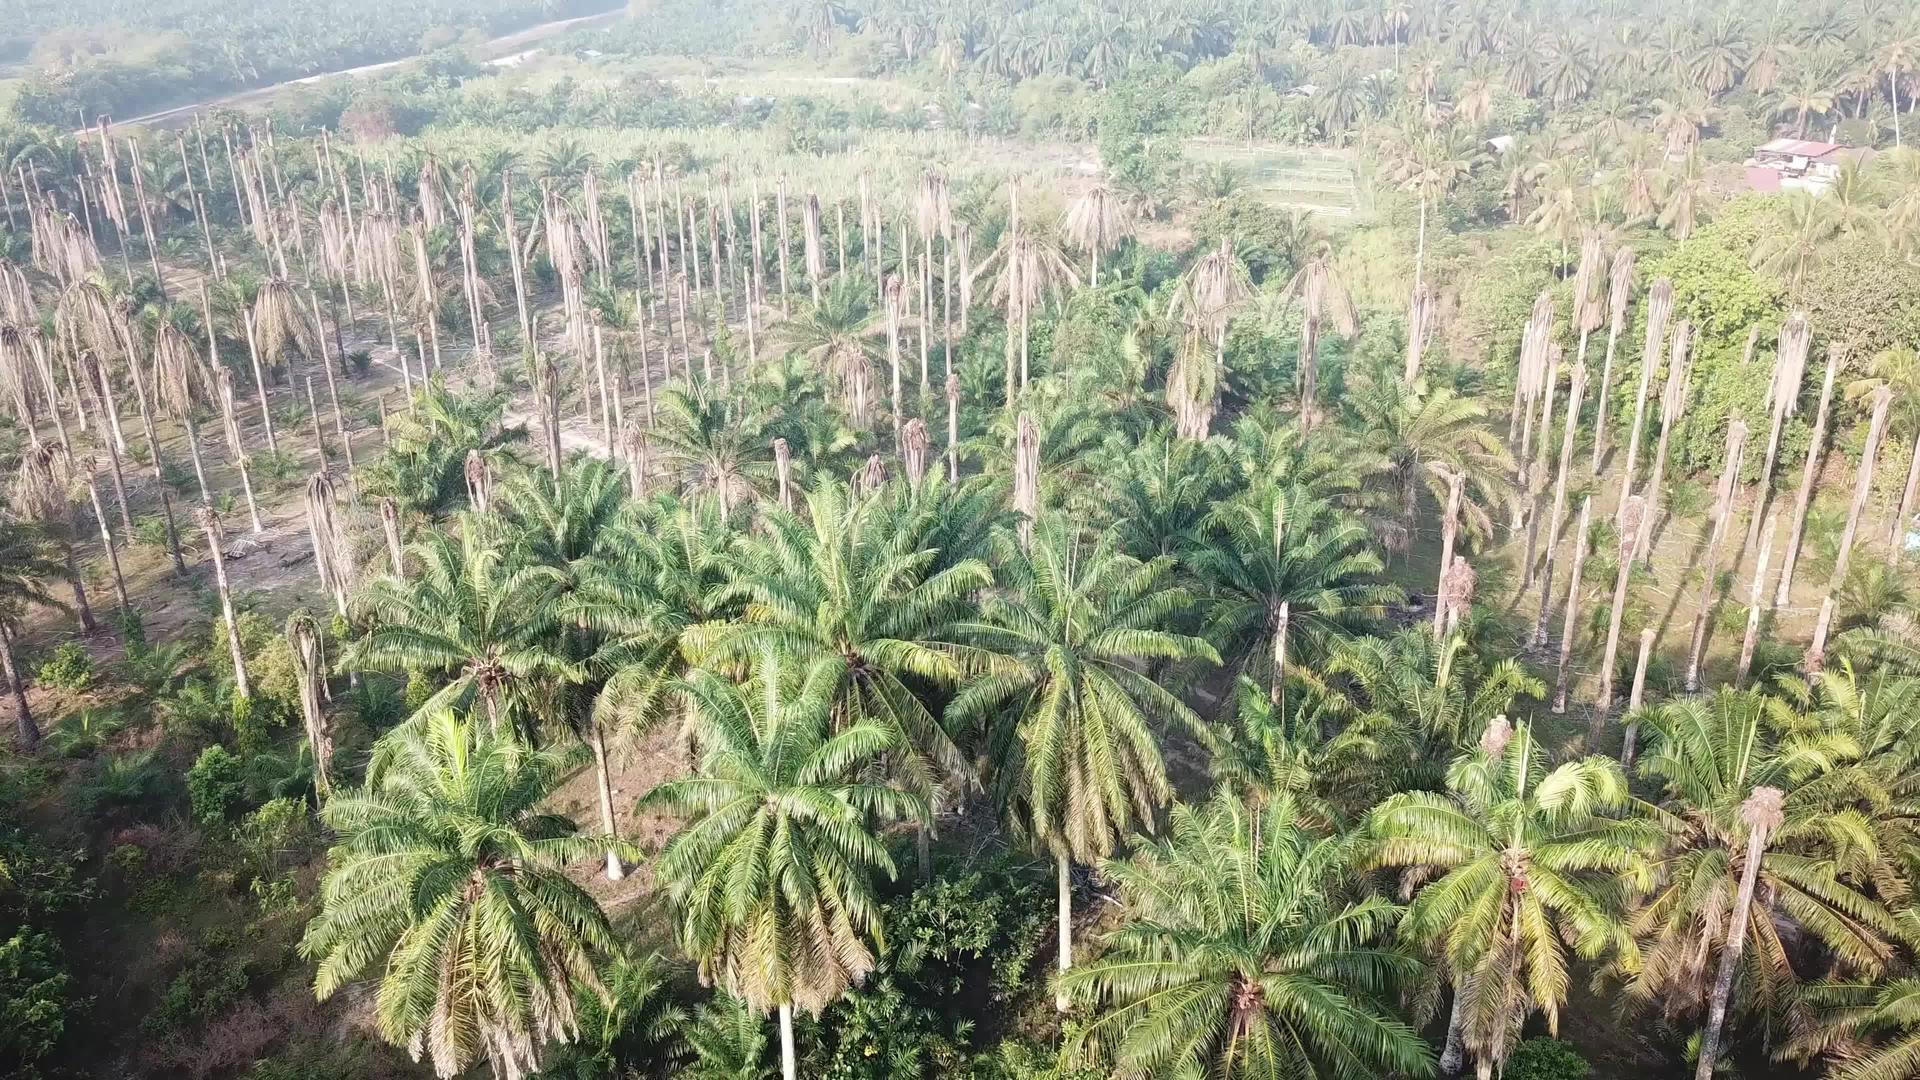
(347, 515, 578, 737)
(1370, 718, 1656, 1079)
(300, 708, 623, 1080)
(950, 519, 1221, 1005)
(1062, 791, 1434, 1080)
(1189, 481, 1398, 705)
(642, 647, 924, 1080)
(771, 273, 884, 429)
(685, 480, 989, 801)
(1624, 690, 1901, 1030)
(648, 387, 776, 507)
(362, 379, 524, 517)
(1789, 977, 1920, 1080)
(1346, 369, 1517, 556)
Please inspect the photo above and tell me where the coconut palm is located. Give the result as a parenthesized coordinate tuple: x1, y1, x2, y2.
(1371, 718, 1656, 1078)
(300, 708, 623, 1080)
(950, 519, 1220, 1003)
(641, 646, 924, 1080)
(346, 515, 579, 736)
(1062, 791, 1434, 1080)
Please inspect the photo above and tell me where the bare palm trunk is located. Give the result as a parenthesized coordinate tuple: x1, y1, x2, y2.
(84, 476, 131, 614)
(1595, 495, 1646, 728)
(590, 724, 625, 880)
(199, 508, 250, 698)
(1887, 426, 1920, 563)
(1552, 497, 1593, 713)
(1433, 470, 1464, 639)
(1615, 281, 1673, 519)
(380, 497, 406, 578)
(779, 1002, 798, 1080)
(1055, 852, 1073, 1012)
(1620, 627, 1656, 764)
(0, 625, 38, 749)
(1685, 421, 1749, 692)
(1634, 324, 1691, 564)
(1737, 513, 1778, 688)
(1775, 350, 1840, 609)
(1746, 315, 1811, 554)
(1808, 384, 1893, 674)
(1694, 789, 1785, 1080)
(1534, 361, 1586, 645)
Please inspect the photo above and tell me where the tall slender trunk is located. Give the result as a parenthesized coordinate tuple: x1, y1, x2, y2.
(381, 497, 406, 578)
(1616, 281, 1673, 519)
(1737, 513, 1778, 688)
(1634, 324, 1691, 563)
(1775, 351, 1840, 608)
(0, 624, 38, 749)
(1433, 471, 1463, 638)
(590, 724, 625, 881)
(199, 508, 251, 698)
(1533, 360, 1586, 646)
(1887, 426, 1920, 562)
(1694, 789, 1785, 1080)
(1055, 852, 1073, 1012)
(85, 477, 131, 614)
(1808, 384, 1892, 674)
(1620, 627, 1656, 765)
(1685, 420, 1749, 692)
(1595, 495, 1646, 729)
(779, 1002, 797, 1080)
(1552, 497, 1593, 713)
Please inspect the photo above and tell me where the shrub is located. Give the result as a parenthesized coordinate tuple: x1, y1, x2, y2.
(186, 746, 247, 828)
(0, 929, 75, 1077)
(34, 643, 94, 692)
(1506, 1038, 1591, 1080)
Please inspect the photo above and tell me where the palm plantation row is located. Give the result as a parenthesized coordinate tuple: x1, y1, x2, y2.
(2, 67, 1920, 1080)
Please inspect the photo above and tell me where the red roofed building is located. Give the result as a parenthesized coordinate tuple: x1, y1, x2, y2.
(1744, 138, 1864, 194)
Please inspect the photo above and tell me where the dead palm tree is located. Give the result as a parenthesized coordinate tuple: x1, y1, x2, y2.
(1808, 383, 1893, 674)
(1615, 279, 1674, 518)
(1278, 239, 1357, 428)
(1744, 313, 1812, 554)
(1775, 350, 1843, 610)
(1589, 248, 1637, 475)
(1061, 184, 1131, 287)
(1684, 420, 1749, 692)
(1167, 239, 1253, 440)
(1633, 322, 1693, 564)
(977, 183, 1078, 404)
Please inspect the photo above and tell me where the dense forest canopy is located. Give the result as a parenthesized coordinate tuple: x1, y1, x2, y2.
(0, 1, 1919, 1080)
